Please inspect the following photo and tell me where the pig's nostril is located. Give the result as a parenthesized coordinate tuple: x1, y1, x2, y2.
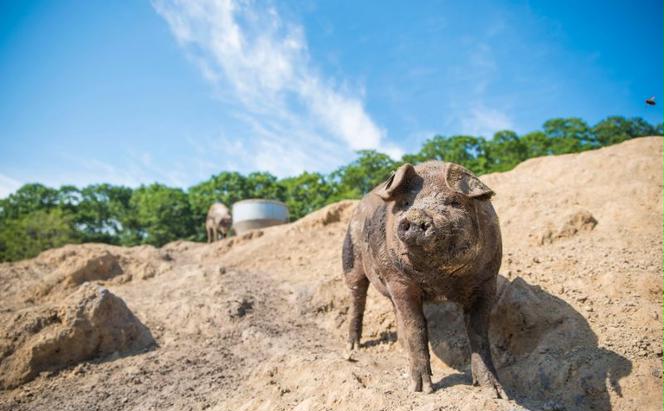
(398, 220, 410, 232)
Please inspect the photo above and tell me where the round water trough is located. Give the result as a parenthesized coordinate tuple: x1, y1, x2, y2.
(232, 199, 289, 235)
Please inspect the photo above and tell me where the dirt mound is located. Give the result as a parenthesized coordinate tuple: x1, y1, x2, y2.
(481, 136, 663, 250)
(0, 244, 172, 310)
(30, 248, 123, 302)
(0, 283, 154, 389)
(289, 200, 357, 230)
(0, 137, 662, 411)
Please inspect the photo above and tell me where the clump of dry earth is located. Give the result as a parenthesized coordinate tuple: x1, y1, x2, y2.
(0, 137, 662, 411)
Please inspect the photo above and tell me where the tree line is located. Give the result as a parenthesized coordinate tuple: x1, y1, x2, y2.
(1, 115, 661, 262)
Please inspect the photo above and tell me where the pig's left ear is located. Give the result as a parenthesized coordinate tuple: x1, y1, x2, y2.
(377, 163, 415, 201)
(445, 163, 494, 199)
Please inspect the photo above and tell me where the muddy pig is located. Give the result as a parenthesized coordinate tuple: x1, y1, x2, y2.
(342, 161, 507, 397)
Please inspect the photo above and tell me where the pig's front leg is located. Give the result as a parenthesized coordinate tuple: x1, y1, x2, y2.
(390, 283, 433, 393)
(464, 280, 508, 399)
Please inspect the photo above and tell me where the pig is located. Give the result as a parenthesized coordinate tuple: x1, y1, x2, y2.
(342, 161, 507, 398)
(206, 203, 232, 243)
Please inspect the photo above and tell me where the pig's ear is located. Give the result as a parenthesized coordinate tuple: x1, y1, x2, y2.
(445, 163, 494, 199)
(377, 163, 415, 201)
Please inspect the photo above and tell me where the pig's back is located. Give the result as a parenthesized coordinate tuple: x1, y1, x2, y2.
(208, 203, 229, 217)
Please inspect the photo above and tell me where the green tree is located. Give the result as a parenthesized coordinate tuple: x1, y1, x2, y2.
(543, 117, 593, 153)
(74, 184, 133, 243)
(279, 172, 335, 220)
(245, 172, 285, 201)
(625, 117, 657, 137)
(520, 131, 551, 158)
(403, 135, 489, 174)
(591, 116, 656, 146)
(0, 183, 59, 220)
(125, 184, 194, 246)
(330, 150, 398, 199)
(56, 185, 81, 213)
(0, 209, 79, 262)
(485, 130, 528, 172)
(656, 123, 663, 135)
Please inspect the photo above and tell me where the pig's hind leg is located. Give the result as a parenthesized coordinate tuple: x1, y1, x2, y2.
(342, 229, 369, 352)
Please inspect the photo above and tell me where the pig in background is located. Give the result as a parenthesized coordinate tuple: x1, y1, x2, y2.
(206, 203, 232, 243)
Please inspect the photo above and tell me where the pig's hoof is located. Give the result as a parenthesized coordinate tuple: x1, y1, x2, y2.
(493, 382, 508, 400)
(344, 340, 359, 361)
(423, 380, 434, 394)
(409, 371, 433, 393)
(475, 371, 508, 399)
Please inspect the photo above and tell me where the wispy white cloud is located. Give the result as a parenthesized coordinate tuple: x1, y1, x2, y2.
(445, 23, 516, 139)
(46, 151, 192, 190)
(460, 104, 513, 138)
(0, 174, 22, 198)
(380, 144, 405, 161)
(53, 156, 153, 188)
(153, 0, 394, 176)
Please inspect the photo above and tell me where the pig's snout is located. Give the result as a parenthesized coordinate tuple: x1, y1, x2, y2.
(397, 210, 434, 247)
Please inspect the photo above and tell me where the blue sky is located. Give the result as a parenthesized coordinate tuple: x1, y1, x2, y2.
(0, 0, 662, 197)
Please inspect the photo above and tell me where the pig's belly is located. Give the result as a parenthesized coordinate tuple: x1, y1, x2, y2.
(420, 271, 487, 307)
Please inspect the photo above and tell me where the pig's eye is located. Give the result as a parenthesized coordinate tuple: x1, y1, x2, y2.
(400, 199, 410, 208)
(448, 199, 462, 208)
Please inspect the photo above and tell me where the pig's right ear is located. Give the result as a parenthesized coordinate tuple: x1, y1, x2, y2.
(377, 163, 415, 201)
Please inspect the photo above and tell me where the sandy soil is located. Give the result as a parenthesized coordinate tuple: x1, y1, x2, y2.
(0, 137, 662, 411)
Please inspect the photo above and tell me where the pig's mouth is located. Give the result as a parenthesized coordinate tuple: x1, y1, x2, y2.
(395, 228, 476, 271)
(396, 238, 443, 264)
(392, 249, 427, 273)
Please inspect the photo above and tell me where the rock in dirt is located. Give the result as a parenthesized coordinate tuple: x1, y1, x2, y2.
(0, 283, 154, 389)
(227, 296, 254, 319)
(534, 208, 598, 245)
